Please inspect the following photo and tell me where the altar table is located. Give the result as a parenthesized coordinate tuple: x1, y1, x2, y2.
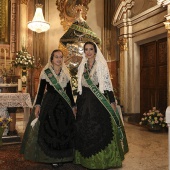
(0, 93, 32, 128)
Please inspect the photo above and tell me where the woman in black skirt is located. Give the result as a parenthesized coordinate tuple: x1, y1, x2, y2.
(74, 41, 129, 169)
(20, 49, 76, 167)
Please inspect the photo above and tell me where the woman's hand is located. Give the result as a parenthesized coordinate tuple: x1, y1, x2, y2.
(34, 105, 40, 118)
(72, 106, 77, 118)
(111, 102, 117, 113)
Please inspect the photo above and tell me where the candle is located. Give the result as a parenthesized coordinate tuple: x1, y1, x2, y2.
(4, 49, 6, 68)
(10, 53, 12, 63)
(18, 79, 22, 92)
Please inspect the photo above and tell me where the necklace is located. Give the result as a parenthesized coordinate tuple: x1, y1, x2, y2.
(53, 67, 62, 76)
(86, 60, 95, 73)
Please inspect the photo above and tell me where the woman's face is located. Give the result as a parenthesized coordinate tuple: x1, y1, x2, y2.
(84, 44, 96, 60)
(52, 51, 63, 66)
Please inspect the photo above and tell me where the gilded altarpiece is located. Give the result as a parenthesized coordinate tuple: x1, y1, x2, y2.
(0, 0, 17, 72)
(0, 0, 9, 43)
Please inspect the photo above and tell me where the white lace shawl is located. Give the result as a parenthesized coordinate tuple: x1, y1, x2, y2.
(33, 59, 70, 106)
(77, 44, 113, 95)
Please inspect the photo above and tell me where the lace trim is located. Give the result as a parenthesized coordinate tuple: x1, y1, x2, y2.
(41, 67, 69, 89)
(80, 61, 113, 92)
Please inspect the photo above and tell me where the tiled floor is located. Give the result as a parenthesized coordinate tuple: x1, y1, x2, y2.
(14, 113, 168, 170)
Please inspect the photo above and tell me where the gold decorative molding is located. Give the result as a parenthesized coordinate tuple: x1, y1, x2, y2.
(112, 0, 134, 25)
(56, 0, 91, 31)
(119, 52, 125, 106)
(11, 2, 17, 53)
(1, 48, 8, 53)
(117, 37, 128, 51)
(19, 0, 28, 5)
(0, 0, 9, 43)
(20, 0, 28, 5)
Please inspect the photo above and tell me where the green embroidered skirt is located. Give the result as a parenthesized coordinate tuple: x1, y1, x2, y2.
(74, 87, 128, 169)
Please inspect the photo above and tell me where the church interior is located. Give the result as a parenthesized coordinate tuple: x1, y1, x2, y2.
(0, 0, 169, 169)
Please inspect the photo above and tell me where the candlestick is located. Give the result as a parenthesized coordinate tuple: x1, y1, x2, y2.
(18, 79, 22, 92)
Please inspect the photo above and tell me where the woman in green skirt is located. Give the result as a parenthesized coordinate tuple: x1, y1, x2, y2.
(74, 41, 129, 169)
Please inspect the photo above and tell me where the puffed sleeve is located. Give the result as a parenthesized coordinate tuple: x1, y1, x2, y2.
(35, 79, 47, 105)
(65, 81, 76, 107)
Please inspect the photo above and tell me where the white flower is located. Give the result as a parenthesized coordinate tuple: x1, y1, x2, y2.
(21, 76, 27, 83)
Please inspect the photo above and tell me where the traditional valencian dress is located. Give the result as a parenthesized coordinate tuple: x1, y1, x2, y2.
(20, 64, 75, 163)
(74, 44, 129, 169)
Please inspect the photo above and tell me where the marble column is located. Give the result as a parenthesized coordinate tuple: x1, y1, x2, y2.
(112, 0, 134, 113)
(117, 38, 128, 108)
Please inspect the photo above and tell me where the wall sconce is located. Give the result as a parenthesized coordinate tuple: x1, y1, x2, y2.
(27, 4, 50, 33)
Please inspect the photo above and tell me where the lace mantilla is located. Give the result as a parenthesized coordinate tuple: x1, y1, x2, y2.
(79, 60, 113, 94)
(78, 42, 113, 94)
(40, 66, 69, 89)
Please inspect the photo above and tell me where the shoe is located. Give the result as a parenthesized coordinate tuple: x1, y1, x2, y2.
(52, 163, 63, 168)
(52, 164, 59, 168)
(7, 130, 18, 136)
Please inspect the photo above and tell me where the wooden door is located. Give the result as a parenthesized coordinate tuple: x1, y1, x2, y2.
(140, 38, 167, 115)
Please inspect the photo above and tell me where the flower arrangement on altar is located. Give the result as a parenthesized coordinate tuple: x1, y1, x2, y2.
(13, 46, 35, 68)
(139, 107, 167, 130)
(0, 116, 12, 128)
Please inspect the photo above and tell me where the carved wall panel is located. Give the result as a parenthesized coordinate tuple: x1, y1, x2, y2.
(0, 0, 9, 43)
(11, 1, 17, 54)
(141, 42, 156, 67)
(56, 0, 91, 31)
(158, 40, 167, 64)
(140, 38, 167, 114)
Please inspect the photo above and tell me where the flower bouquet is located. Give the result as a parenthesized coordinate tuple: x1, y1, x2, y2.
(13, 46, 35, 68)
(139, 107, 167, 131)
(0, 116, 12, 144)
(0, 116, 12, 128)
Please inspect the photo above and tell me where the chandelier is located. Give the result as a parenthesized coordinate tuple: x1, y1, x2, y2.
(157, 0, 170, 6)
(27, 4, 50, 33)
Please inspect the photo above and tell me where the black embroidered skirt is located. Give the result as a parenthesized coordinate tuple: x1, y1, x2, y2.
(20, 91, 75, 163)
(75, 86, 113, 157)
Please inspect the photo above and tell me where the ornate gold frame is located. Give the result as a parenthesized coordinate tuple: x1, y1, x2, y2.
(56, 0, 91, 31)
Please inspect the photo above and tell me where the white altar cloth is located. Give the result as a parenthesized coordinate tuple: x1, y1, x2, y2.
(0, 93, 32, 108)
(0, 93, 32, 129)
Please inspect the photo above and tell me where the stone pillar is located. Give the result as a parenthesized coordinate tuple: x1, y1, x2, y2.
(158, 1, 170, 170)
(117, 38, 128, 108)
(112, 0, 134, 113)
(168, 28, 170, 106)
(164, 3, 170, 105)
